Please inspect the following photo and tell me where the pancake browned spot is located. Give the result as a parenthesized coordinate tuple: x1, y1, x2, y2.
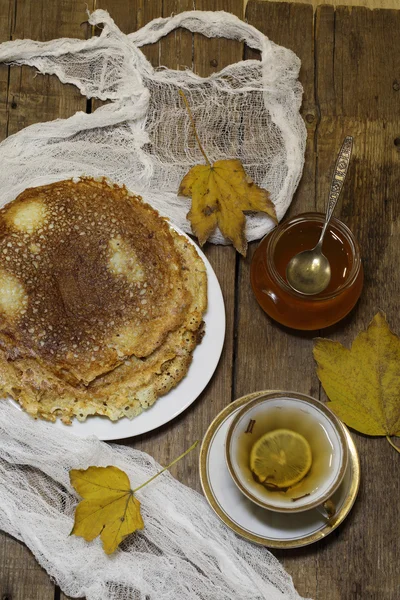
(0, 178, 190, 385)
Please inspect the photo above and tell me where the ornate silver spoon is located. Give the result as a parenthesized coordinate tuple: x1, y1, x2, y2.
(286, 136, 353, 295)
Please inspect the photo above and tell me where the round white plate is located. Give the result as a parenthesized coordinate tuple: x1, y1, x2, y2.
(200, 392, 360, 549)
(8, 230, 225, 440)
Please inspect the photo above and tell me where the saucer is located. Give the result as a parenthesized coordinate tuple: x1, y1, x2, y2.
(199, 391, 360, 549)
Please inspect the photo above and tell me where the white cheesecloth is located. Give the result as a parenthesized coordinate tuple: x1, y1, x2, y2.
(0, 402, 310, 600)
(0, 9, 306, 242)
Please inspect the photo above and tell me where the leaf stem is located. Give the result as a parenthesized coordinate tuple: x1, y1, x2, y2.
(132, 441, 199, 493)
(179, 90, 210, 166)
(386, 436, 400, 454)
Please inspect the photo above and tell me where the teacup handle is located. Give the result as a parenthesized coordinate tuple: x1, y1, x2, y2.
(316, 498, 336, 521)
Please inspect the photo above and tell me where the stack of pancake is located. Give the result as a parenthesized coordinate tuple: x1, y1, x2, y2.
(0, 178, 207, 424)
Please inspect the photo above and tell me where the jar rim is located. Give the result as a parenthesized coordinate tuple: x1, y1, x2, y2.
(265, 212, 362, 301)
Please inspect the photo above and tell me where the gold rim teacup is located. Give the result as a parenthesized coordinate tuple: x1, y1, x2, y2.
(225, 391, 349, 513)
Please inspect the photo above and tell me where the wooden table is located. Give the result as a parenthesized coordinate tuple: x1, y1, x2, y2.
(0, 1, 399, 598)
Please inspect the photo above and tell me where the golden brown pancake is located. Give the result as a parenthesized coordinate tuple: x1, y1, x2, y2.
(0, 231, 207, 423)
(0, 178, 190, 385)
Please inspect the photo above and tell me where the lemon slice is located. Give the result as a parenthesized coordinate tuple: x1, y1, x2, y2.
(249, 429, 312, 489)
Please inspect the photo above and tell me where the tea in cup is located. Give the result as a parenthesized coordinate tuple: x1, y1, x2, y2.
(225, 391, 348, 513)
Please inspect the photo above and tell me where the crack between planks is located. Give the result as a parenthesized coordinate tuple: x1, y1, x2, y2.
(333, 10, 340, 120)
(159, 0, 163, 67)
(313, 9, 322, 193)
(231, 36, 247, 403)
(314, 12, 325, 596)
(231, 252, 240, 403)
(5, 68, 11, 139)
(4, 0, 17, 138)
(192, 0, 196, 72)
(11, 0, 17, 37)
(86, 0, 98, 116)
(314, 11, 323, 408)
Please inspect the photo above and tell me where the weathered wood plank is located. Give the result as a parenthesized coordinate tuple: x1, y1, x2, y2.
(0, 0, 12, 140)
(159, 1, 193, 72)
(7, 0, 89, 135)
(96, 0, 162, 64)
(240, 3, 400, 599)
(238, 3, 318, 597)
(260, 0, 400, 9)
(313, 6, 400, 599)
(194, 0, 244, 76)
(0, 535, 56, 600)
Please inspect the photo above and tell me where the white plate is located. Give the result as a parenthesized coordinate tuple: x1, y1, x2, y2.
(200, 392, 360, 549)
(8, 230, 225, 440)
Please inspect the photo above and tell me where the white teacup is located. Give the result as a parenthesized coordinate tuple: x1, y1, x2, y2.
(226, 391, 348, 513)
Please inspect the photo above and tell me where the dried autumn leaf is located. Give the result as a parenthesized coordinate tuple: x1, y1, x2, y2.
(70, 441, 198, 554)
(178, 91, 277, 256)
(70, 466, 144, 555)
(314, 311, 400, 452)
(179, 160, 276, 256)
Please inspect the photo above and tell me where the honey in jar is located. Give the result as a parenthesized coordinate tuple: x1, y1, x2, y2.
(250, 213, 363, 330)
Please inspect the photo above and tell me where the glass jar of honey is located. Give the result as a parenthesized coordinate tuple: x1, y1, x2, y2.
(250, 213, 363, 330)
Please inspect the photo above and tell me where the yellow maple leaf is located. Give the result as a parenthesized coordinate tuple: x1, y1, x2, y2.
(70, 441, 198, 554)
(313, 311, 400, 453)
(70, 466, 144, 555)
(179, 160, 276, 256)
(178, 91, 277, 256)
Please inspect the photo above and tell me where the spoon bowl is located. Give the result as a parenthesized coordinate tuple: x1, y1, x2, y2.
(285, 248, 331, 295)
(286, 136, 353, 295)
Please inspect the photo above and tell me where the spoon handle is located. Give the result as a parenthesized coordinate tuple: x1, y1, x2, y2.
(318, 136, 353, 245)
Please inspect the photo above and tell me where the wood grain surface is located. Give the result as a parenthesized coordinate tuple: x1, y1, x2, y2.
(0, 1, 399, 599)
(254, 0, 400, 9)
(239, 3, 400, 599)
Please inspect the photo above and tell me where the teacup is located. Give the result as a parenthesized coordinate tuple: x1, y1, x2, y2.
(225, 391, 348, 513)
